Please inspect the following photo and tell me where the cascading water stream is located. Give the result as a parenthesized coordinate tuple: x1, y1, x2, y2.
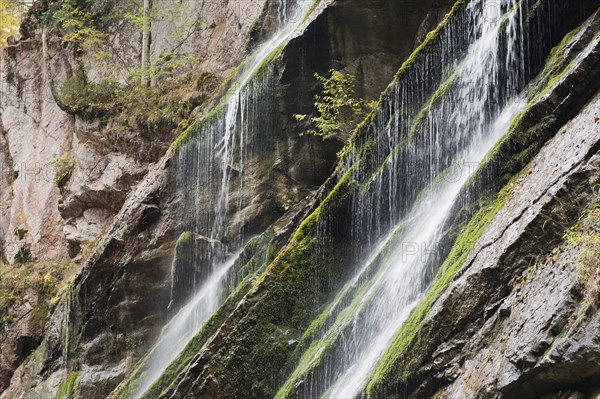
(327, 99, 524, 398)
(276, 0, 543, 397)
(130, 1, 313, 396)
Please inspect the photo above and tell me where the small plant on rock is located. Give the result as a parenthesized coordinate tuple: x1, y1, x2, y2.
(54, 151, 75, 188)
(50, 1, 109, 61)
(294, 69, 376, 141)
(564, 203, 600, 309)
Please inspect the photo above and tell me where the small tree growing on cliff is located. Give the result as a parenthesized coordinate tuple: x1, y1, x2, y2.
(50, 1, 108, 60)
(295, 69, 375, 141)
(0, 0, 31, 46)
(124, 0, 153, 86)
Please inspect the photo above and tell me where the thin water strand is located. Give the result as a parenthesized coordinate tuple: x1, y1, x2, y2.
(131, 1, 313, 396)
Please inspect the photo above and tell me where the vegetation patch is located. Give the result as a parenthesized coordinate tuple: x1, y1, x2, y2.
(532, 24, 586, 99)
(0, 260, 79, 332)
(564, 204, 600, 309)
(0, 0, 29, 45)
(54, 151, 75, 188)
(56, 371, 79, 399)
(57, 68, 215, 134)
(409, 67, 460, 141)
(294, 69, 376, 142)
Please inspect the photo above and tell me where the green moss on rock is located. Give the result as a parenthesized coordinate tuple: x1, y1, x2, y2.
(56, 372, 79, 399)
(54, 152, 75, 188)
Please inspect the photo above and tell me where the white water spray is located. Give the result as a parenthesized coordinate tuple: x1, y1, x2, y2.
(325, 1, 527, 395)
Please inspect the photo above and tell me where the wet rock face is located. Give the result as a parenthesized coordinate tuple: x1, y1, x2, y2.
(259, 0, 456, 240)
(3, 0, 599, 398)
(400, 61, 600, 399)
(433, 94, 600, 398)
(362, 9, 600, 397)
(280, 0, 455, 102)
(169, 232, 229, 311)
(322, 0, 455, 99)
(0, 289, 42, 391)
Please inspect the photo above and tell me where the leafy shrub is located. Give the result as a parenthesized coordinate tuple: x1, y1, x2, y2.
(46, 1, 110, 60)
(58, 70, 118, 118)
(54, 151, 75, 188)
(295, 69, 376, 141)
(58, 68, 214, 133)
(0, 0, 27, 46)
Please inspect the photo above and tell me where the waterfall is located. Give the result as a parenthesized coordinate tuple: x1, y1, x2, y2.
(130, 1, 314, 397)
(62, 290, 71, 369)
(276, 0, 556, 397)
(328, 99, 524, 398)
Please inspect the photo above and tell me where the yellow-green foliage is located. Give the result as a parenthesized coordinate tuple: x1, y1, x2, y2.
(57, 70, 119, 118)
(56, 371, 79, 399)
(0, 0, 28, 46)
(295, 69, 376, 141)
(0, 260, 79, 331)
(54, 151, 75, 187)
(564, 203, 600, 308)
(50, 1, 108, 60)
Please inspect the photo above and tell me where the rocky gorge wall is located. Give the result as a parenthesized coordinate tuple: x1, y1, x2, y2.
(0, 1, 599, 399)
(0, 0, 459, 398)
